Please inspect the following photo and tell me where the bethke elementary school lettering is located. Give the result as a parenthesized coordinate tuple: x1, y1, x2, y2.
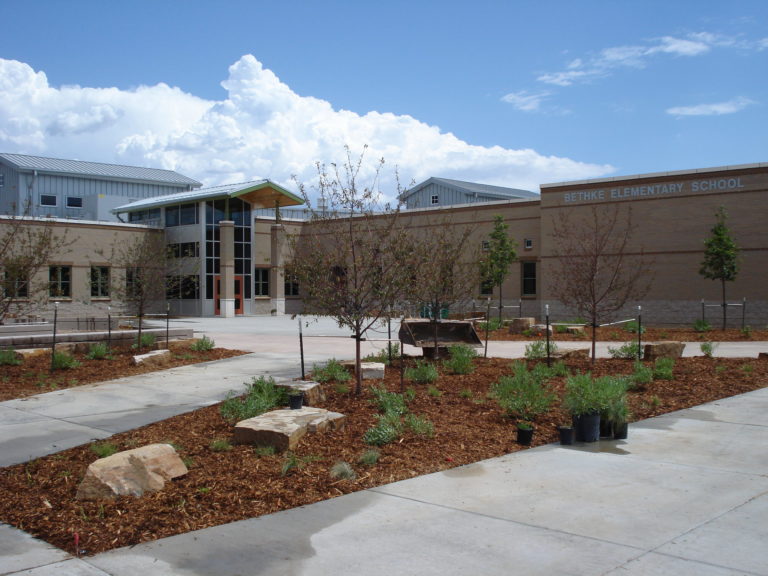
(563, 177, 746, 204)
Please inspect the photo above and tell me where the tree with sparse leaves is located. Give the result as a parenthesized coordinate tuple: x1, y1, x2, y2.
(480, 215, 517, 323)
(549, 204, 651, 362)
(0, 205, 73, 324)
(288, 146, 414, 395)
(699, 206, 740, 330)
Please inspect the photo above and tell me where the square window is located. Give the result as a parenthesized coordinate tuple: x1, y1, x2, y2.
(49, 266, 72, 298)
(3, 270, 28, 299)
(430, 194, 439, 205)
(40, 194, 57, 207)
(66, 196, 83, 208)
(524, 238, 533, 250)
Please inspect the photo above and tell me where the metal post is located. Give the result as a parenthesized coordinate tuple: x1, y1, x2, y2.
(637, 305, 642, 361)
(387, 312, 392, 365)
(518, 298, 522, 318)
(742, 297, 747, 330)
(545, 304, 551, 367)
(166, 303, 170, 349)
(50, 302, 58, 372)
(298, 316, 305, 380)
(701, 299, 705, 323)
(484, 298, 491, 358)
(107, 306, 111, 350)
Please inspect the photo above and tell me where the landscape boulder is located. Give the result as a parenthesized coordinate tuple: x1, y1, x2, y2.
(508, 317, 535, 334)
(234, 407, 346, 452)
(644, 341, 686, 361)
(340, 361, 385, 380)
(275, 380, 326, 406)
(132, 349, 171, 366)
(76, 443, 188, 500)
(553, 347, 589, 359)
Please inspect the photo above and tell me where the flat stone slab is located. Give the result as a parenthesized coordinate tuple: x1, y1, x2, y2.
(77, 443, 188, 500)
(553, 347, 589, 359)
(132, 349, 171, 366)
(234, 407, 346, 452)
(340, 361, 385, 379)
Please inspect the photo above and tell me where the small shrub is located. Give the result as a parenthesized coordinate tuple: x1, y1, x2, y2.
(191, 335, 215, 351)
(623, 320, 645, 334)
(608, 341, 642, 359)
(281, 452, 318, 477)
(312, 359, 352, 383)
(630, 361, 653, 387)
(563, 373, 611, 416)
(405, 359, 439, 384)
(334, 382, 351, 395)
(133, 332, 156, 349)
(741, 363, 754, 373)
(209, 438, 232, 452)
(363, 343, 400, 365)
(253, 445, 276, 457)
(329, 461, 356, 480)
(700, 341, 717, 358)
(741, 325, 752, 339)
(369, 385, 408, 416)
(524, 340, 558, 360)
(0, 349, 22, 366)
(358, 449, 381, 466)
(653, 357, 675, 380)
(459, 388, 474, 399)
(405, 414, 435, 437)
(363, 412, 402, 446)
(693, 319, 712, 333)
(52, 351, 80, 370)
(492, 362, 555, 421)
(90, 442, 118, 459)
(444, 344, 477, 375)
(427, 385, 442, 398)
(219, 376, 285, 423)
(477, 318, 502, 332)
(86, 342, 111, 360)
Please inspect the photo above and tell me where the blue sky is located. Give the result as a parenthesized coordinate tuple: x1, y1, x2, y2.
(1, 0, 766, 198)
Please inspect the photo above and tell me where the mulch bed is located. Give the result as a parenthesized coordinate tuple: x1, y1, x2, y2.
(1, 353, 766, 556)
(485, 325, 768, 342)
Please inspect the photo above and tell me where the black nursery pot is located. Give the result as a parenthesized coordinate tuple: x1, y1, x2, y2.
(517, 426, 534, 446)
(613, 422, 629, 440)
(558, 426, 574, 445)
(573, 412, 601, 443)
(288, 393, 304, 410)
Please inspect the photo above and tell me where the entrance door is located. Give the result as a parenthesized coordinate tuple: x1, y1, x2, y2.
(214, 275, 244, 315)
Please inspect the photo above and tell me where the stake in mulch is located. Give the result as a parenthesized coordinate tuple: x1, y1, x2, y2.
(50, 302, 59, 372)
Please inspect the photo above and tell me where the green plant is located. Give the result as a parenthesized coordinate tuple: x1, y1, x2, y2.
(740, 363, 754, 373)
(653, 357, 675, 380)
(191, 335, 215, 351)
(405, 414, 435, 437)
(427, 385, 442, 398)
(219, 376, 285, 424)
(623, 320, 645, 334)
(700, 341, 717, 358)
(608, 341, 642, 359)
(253, 445, 276, 457)
(86, 342, 111, 360)
(358, 449, 381, 466)
(133, 332, 156, 349)
(334, 382, 351, 394)
(312, 359, 352, 384)
(0, 348, 22, 366)
(715, 364, 728, 374)
(368, 385, 409, 416)
(51, 351, 80, 370)
(517, 420, 533, 430)
(459, 388, 474, 399)
(363, 412, 402, 446)
(492, 362, 555, 421)
(363, 343, 400, 365)
(524, 340, 558, 359)
(693, 319, 712, 333)
(741, 325, 752, 339)
(329, 461, 356, 480)
(209, 438, 232, 452)
(405, 359, 439, 384)
(444, 344, 477, 375)
(563, 373, 611, 416)
(477, 318, 502, 332)
(600, 376, 630, 426)
(197, 486, 211, 494)
(630, 361, 653, 387)
(280, 452, 318, 477)
(90, 442, 119, 459)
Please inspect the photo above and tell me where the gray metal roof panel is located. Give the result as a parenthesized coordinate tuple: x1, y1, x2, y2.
(0, 153, 202, 187)
(403, 177, 537, 200)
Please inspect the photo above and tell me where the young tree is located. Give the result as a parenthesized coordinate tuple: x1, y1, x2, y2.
(405, 217, 479, 358)
(480, 215, 517, 323)
(699, 206, 739, 330)
(101, 231, 181, 350)
(0, 208, 73, 324)
(549, 204, 651, 362)
(288, 146, 413, 395)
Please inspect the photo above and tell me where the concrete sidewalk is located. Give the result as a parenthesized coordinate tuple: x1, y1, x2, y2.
(1, 316, 767, 575)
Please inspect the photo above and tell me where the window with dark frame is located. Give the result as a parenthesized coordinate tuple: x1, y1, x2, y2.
(254, 267, 270, 297)
(49, 266, 72, 298)
(3, 270, 29, 299)
(90, 266, 110, 298)
(284, 274, 299, 297)
(521, 261, 537, 296)
(66, 196, 83, 208)
(40, 194, 57, 207)
(430, 194, 439, 205)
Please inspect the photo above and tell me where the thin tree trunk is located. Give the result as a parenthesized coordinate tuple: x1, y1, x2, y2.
(355, 333, 362, 395)
(721, 279, 727, 331)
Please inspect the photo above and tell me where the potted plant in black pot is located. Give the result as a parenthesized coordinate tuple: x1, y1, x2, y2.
(609, 398, 631, 440)
(558, 424, 575, 445)
(563, 373, 609, 443)
(516, 421, 534, 445)
(287, 388, 304, 410)
(600, 376, 630, 438)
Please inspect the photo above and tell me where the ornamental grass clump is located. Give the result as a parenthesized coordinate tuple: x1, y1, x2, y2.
(524, 340, 558, 360)
(191, 335, 215, 351)
(86, 342, 111, 360)
(52, 351, 80, 370)
(608, 341, 642, 359)
(563, 373, 610, 417)
(0, 349, 21, 366)
(312, 359, 352, 384)
(219, 375, 285, 424)
(443, 344, 477, 375)
(405, 359, 439, 384)
(653, 357, 675, 380)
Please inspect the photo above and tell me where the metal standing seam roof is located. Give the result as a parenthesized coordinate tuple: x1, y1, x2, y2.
(0, 153, 202, 187)
(113, 180, 304, 213)
(402, 177, 538, 200)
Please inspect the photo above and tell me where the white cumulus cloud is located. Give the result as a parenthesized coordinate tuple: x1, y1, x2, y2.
(0, 56, 613, 199)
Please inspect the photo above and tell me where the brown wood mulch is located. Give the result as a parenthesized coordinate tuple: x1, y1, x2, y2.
(1, 350, 766, 557)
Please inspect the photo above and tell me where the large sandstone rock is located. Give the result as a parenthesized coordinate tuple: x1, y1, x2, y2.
(76, 443, 188, 500)
(234, 407, 346, 452)
(553, 347, 589, 359)
(509, 318, 535, 334)
(275, 380, 326, 406)
(644, 341, 686, 361)
(132, 349, 171, 366)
